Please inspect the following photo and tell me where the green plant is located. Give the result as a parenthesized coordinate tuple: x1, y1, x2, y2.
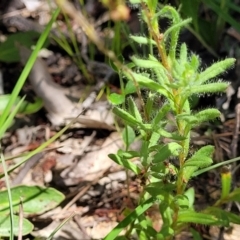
(104, 1, 240, 239)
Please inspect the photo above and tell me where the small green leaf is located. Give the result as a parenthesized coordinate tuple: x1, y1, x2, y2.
(175, 195, 189, 209)
(159, 194, 174, 226)
(0, 186, 64, 214)
(122, 126, 136, 146)
(150, 161, 166, 172)
(145, 182, 175, 197)
(183, 157, 213, 168)
(190, 54, 200, 71)
(164, 18, 192, 46)
(152, 104, 171, 126)
(108, 93, 125, 105)
(108, 153, 141, 174)
(131, 56, 162, 69)
(157, 129, 186, 140)
(176, 114, 198, 125)
(184, 188, 195, 209)
(117, 150, 140, 159)
(198, 58, 235, 84)
(128, 97, 142, 122)
(145, 93, 155, 116)
(148, 54, 169, 84)
(112, 107, 144, 127)
(152, 142, 182, 163)
(0, 214, 33, 236)
(193, 108, 220, 125)
(178, 210, 227, 226)
(130, 35, 157, 45)
(179, 43, 188, 64)
(190, 82, 228, 94)
(183, 145, 214, 180)
(125, 81, 136, 95)
(158, 201, 175, 238)
(124, 72, 168, 97)
(149, 131, 161, 148)
(140, 140, 150, 166)
(184, 145, 214, 167)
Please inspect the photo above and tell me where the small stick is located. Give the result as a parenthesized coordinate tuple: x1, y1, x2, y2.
(17, 197, 23, 240)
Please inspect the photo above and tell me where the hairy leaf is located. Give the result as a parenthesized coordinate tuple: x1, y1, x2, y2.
(193, 108, 221, 126)
(131, 56, 162, 69)
(128, 97, 142, 122)
(183, 146, 214, 180)
(130, 35, 157, 45)
(124, 72, 168, 97)
(112, 107, 143, 127)
(198, 58, 235, 84)
(190, 82, 228, 94)
(152, 103, 171, 126)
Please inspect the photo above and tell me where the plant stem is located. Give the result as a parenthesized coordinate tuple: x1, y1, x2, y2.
(142, 3, 170, 72)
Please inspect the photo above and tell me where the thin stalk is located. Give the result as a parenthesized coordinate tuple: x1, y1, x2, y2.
(142, 4, 170, 72)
